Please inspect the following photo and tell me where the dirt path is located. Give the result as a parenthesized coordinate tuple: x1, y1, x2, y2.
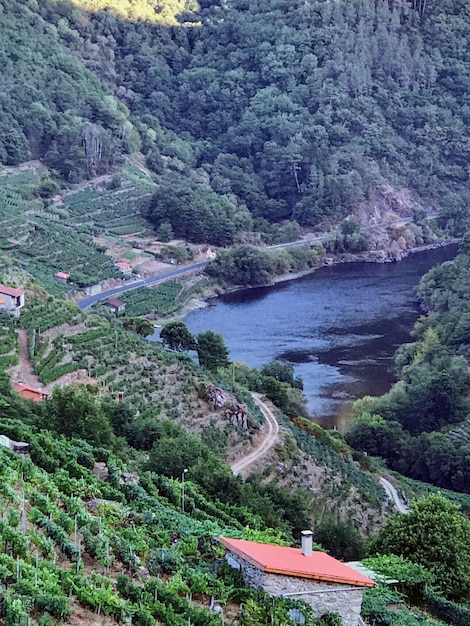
(231, 394, 279, 476)
(9, 329, 43, 388)
(379, 477, 409, 514)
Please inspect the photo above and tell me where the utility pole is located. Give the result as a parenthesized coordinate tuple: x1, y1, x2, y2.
(181, 468, 188, 513)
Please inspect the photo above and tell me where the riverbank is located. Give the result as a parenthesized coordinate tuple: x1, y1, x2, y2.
(181, 244, 460, 426)
(175, 237, 460, 321)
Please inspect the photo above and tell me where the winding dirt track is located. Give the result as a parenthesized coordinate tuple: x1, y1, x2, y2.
(231, 394, 280, 475)
(379, 477, 409, 514)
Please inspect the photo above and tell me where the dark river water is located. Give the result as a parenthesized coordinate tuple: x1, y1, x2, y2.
(180, 246, 457, 430)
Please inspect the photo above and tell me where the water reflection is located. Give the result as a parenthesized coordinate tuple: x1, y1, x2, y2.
(181, 246, 458, 429)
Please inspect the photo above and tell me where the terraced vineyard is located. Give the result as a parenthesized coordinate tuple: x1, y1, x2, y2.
(0, 163, 158, 290)
(0, 421, 299, 626)
(20, 300, 264, 438)
(0, 172, 41, 249)
(445, 421, 470, 447)
(118, 283, 182, 317)
(0, 319, 19, 369)
(64, 164, 157, 237)
(17, 222, 118, 287)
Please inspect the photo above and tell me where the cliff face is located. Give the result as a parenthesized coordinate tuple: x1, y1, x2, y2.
(354, 185, 442, 261)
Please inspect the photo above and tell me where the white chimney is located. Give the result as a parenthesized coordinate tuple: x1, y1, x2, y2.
(301, 530, 313, 557)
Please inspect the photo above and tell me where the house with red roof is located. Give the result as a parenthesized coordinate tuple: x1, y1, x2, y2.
(13, 382, 49, 402)
(0, 284, 24, 317)
(55, 271, 70, 284)
(115, 261, 132, 277)
(219, 532, 374, 626)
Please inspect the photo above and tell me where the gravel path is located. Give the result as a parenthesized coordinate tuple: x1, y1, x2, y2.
(231, 394, 279, 475)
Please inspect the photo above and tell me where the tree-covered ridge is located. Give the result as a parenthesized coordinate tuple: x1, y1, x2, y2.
(1, 0, 468, 238)
(0, 0, 140, 181)
(346, 236, 470, 493)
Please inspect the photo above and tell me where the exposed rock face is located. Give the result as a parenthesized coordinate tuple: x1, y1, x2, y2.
(205, 385, 250, 430)
(354, 184, 441, 261)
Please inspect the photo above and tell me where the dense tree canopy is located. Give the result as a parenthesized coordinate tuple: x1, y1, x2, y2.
(1, 0, 468, 236)
(160, 321, 197, 351)
(372, 494, 470, 602)
(45, 384, 115, 447)
(196, 330, 230, 370)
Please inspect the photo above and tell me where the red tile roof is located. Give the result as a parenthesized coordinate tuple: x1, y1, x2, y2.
(219, 537, 375, 587)
(0, 284, 24, 297)
(13, 382, 49, 401)
(115, 262, 130, 269)
(55, 272, 70, 279)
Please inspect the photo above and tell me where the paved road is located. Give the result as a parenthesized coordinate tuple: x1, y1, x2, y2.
(78, 212, 441, 308)
(77, 261, 209, 310)
(379, 477, 409, 514)
(231, 394, 280, 476)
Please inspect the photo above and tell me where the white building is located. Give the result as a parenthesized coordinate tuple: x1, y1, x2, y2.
(0, 284, 24, 316)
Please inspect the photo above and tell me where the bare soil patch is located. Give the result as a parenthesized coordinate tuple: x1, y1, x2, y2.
(8, 329, 42, 389)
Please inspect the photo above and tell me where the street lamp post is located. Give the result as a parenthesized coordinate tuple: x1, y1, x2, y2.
(181, 468, 188, 513)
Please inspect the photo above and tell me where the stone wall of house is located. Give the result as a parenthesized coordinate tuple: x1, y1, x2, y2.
(226, 552, 266, 589)
(225, 550, 365, 626)
(263, 572, 364, 626)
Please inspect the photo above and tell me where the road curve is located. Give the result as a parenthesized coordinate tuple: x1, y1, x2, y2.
(231, 394, 280, 476)
(379, 477, 409, 515)
(77, 261, 209, 310)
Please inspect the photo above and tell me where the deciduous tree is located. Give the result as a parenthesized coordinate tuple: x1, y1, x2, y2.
(160, 321, 196, 352)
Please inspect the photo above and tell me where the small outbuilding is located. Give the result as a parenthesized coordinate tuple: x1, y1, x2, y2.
(106, 298, 126, 313)
(0, 284, 25, 317)
(0, 434, 29, 453)
(219, 532, 374, 626)
(13, 382, 49, 402)
(115, 261, 132, 276)
(55, 271, 70, 283)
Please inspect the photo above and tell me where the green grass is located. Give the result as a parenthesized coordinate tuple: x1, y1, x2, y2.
(119, 283, 182, 317)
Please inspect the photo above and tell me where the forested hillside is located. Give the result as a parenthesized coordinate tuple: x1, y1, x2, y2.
(2, 2, 470, 623)
(346, 235, 470, 492)
(1, 0, 469, 243)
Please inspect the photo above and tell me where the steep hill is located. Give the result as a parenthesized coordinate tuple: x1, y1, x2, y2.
(0, 0, 469, 243)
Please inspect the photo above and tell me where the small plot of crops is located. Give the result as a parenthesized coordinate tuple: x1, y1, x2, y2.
(0, 168, 51, 249)
(65, 166, 156, 237)
(446, 421, 470, 446)
(0, 187, 37, 248)
(120, 283, 182, 317)
(16, 222, 118, 287)
(287, 418, 386, 514)
(22, 300, 83, 333)
(0, 318, 19, 368)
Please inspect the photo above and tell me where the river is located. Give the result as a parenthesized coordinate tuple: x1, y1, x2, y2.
(173, 246, 458, 430)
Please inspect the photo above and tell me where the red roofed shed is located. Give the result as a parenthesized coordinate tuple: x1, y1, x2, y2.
(0, 284, 25, 316)
(55, 272, 70, 283)
(220, 533, 374, 626)
(13, 382, 49, 402)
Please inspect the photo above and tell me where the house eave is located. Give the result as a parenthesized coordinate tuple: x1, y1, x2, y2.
(220, 540, 374, 588)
